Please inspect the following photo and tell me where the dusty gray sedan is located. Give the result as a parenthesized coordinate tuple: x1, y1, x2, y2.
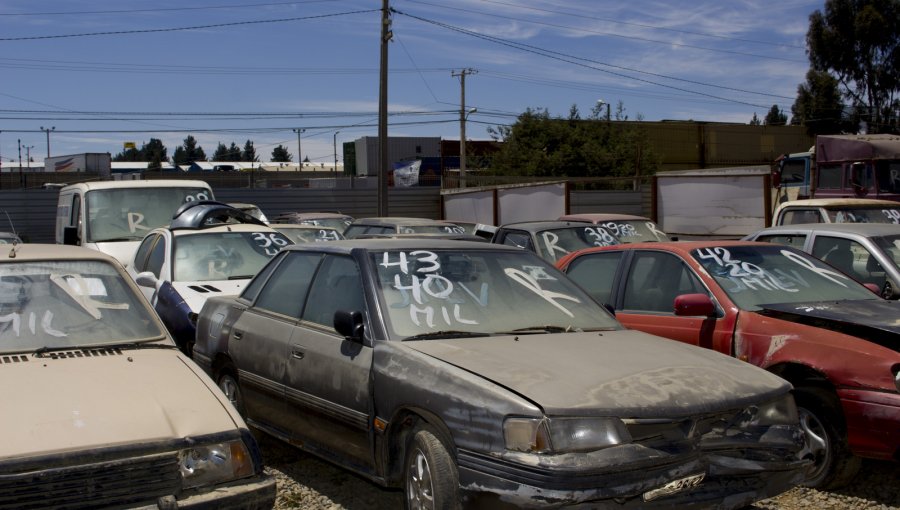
(193, 239, 808, 509)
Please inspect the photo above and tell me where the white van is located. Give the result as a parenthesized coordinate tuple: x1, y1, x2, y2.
(56, 180, 214, 265)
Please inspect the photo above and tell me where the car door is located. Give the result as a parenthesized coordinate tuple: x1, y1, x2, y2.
(228, 251, 322, 434)
(810, 234, 885, 288)
(612, 250, 735, 352)
(285, 254, 374, 469)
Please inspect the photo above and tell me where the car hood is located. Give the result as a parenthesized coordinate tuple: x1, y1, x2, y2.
(757, 299, 900, 353)
(404, 329, 789, 417)
(172, 280, 246, 312)
(0, 349, 238, 461)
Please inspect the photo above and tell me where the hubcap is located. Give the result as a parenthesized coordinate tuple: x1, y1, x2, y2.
(219, 377, 238, 407)
(407, 448, 434, 510)
(797, 407, 830, 482)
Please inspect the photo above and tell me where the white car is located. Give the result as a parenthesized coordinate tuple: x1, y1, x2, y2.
(127, 202, 291, 354)
(0, 243, 275, 508)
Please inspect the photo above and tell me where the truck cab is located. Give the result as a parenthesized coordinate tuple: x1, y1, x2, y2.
(56, 180, 214, 266)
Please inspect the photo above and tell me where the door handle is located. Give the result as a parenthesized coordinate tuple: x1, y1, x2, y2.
(233, 330, 243, 340)
(291, 349, 305, 360)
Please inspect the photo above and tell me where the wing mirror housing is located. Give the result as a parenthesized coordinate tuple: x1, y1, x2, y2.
(135, 271, 159, 288)
(62, 226, 80, 245)
(674, 293, 716, 317)
(334, 310, 365, 344)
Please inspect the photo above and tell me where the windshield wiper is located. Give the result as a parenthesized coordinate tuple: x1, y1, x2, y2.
(33, 342, 178, 357)
(228, 275, 254, 280)
(92, 237, 140, 243)
(501, 325, 581, 335)
(402, 330, 490, 341)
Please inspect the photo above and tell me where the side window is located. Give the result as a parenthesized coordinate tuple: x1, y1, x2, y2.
(342, 225, 366, 239)
(71, 194, 82, 227)
(132, 234, 159, 272)
(782, 209, 823, 225)
(241, 252, 284, 303)
(564, 252, 623, 307)
(254, 252, 322, 318)
(500, 231, 533, 251)
(818, 164, 843, 189)
(145, 235, 167, 278)
(622, 251, 706, 313)
(302, 255, 365, 330)
(779, 159, 807, 186)
(755, 234, 806, 250)
(812, 237, 874, 285)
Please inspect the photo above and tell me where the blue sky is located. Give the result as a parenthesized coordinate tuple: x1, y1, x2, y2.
(0, 0, 821, 167)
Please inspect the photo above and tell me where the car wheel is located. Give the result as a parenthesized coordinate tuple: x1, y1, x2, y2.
(794, 386, 861, 489)
(404, 425, 460, 510)
(882, 280, 894, 299)
(217, 372, 245, 417)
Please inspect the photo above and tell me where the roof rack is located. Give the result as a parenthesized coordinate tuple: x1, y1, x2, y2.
(170, 200, 267, 230)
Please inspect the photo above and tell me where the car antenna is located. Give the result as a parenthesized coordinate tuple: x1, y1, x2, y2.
(3, 211, 17, 239)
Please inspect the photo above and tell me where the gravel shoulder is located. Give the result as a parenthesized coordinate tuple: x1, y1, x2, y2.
(260, 435, 899, 510)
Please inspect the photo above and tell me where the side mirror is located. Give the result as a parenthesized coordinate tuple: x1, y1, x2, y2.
(135, 271, 159, 288)
(603, 303, 616, 317)
(863, 283, 881, 295)
(882, 279, 900, 300)
(62, 226, 80, 246)
(334, 309, 365, 343)
(674, 293, 716, 317)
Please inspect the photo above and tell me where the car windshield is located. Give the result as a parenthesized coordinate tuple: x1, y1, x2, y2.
(825, 207, 900, 224)
(173, 230, 291, 281)
(534, 226, 620, 263)
(371, 249, 620, 340)
(297, 217, 353, 231)
(872, 235, 900, 267)
(398, 224, 466, 235)
(86, 187, 212, 242)
(594, 220, 670, 243)
(274, 226, 344, 243)
(691, 245, 877, 310)
(0, 260, 164, 353)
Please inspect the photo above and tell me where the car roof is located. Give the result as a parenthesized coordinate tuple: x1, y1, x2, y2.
(170, 223, 280, 237)
(751, 223, 900, 236)
(499, 220, 596, 231)
(281, 238, 523, 255)
(274, 211, 350, 219)
(169, 201, 267, 230)
(557, 213, 652, 223)
(775, 198, 900, 209)
(348, 217, 458, 226)
(1, 243, 122, 264)
(557, 240, 775, 264)
(272, 223, 340, 230)
(60, 180, 210, 192)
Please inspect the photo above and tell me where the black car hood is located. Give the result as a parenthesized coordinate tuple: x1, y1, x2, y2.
(756, 299, 900, 353)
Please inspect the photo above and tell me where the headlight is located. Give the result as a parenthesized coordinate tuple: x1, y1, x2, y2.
(504, 416, 632, 453)
(893, 366, 900, 393)
(179, 439, 255, 489)
(743, 394, 799, 427)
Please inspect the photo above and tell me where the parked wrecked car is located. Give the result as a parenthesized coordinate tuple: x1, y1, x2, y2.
(557, 240, 900, 489)
(745, 222, 900, 299)
(0, 243, 274, 508)
(492, 220, 620, 263)
(194, 239, 808, 509)
(271, 211, 354, 232)
(558, 213, 672, 242)
(127, 201, 291, 354)
(773, 198, 900, 226)
(342, 217, 465, 239)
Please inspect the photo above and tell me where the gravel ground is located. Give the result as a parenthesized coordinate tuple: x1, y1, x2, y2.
(259, 435, 899, 509)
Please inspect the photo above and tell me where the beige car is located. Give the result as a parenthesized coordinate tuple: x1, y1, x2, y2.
(773, 198, 900, 225)
(0, 244, 275, 509)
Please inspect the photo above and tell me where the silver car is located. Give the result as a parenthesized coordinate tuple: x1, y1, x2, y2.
(193, 239, 808, 509)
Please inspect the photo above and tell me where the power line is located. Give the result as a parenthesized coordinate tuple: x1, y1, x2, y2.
(0, 0, 343, 16)
(0, 9, 377, 41)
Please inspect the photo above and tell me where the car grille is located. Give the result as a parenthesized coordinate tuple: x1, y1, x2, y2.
(0, 452, 181, 509)
(625, 410, 744, 450)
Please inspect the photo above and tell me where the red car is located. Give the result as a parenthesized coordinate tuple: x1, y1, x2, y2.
(556, 241, 900, 489)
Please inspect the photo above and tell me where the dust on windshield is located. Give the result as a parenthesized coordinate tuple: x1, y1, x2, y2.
(86, 187, 212, 242)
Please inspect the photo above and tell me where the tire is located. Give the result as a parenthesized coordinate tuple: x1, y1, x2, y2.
(404, 425, 460, 510)
(794, 386, 861, 489)
(217, 371, 246, 417)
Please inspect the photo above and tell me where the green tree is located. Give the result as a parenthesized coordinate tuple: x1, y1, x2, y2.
(271, 144, 292, 162)
(764, 105, 788, 125)
(806, 0, 900, 133)
(241, 140, 258, 162)
(213, 142, 241, 161)
(112, 147, 141, 162)
(749, 113, 762, 125)
(172, 135, 207, 165)
(791, 69, 848, 135)
(143, 138, 168, 170)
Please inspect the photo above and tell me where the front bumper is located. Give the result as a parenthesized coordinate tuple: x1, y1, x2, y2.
(135, 474, 276, 510)
(456, 441, 808, 509)
(839, 388, 900, 460)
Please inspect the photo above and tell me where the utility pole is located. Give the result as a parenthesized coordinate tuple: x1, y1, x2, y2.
(40, 126, 55, 158)
(452, 68, 477, 188)
(377, 0, 391, 216)
(292, 128, 305, 170)
(17, 139, 23, 189)
(333, 131, 340, 177)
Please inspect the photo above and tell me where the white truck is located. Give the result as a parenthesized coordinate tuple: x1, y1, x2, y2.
(44, 153, 112, 177)
(56, 180, 214, 265)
